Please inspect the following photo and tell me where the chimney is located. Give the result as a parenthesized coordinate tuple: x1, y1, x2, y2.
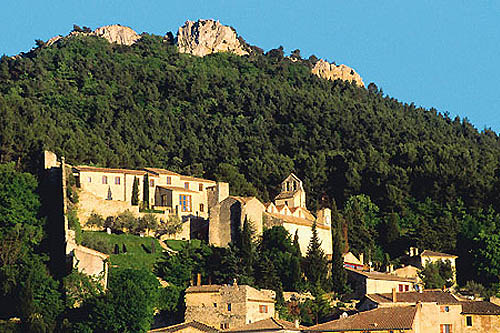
(389, 264, 394, 273)
(197, 273, 201, 286)
(392, 288, 397, 303)
(294, 319, 300, 328)
(359, 253, 364, 265)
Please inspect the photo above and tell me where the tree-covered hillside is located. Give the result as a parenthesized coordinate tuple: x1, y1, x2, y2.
(2, 32, 500, 285)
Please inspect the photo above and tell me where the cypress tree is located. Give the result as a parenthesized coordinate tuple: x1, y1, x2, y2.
(291, 230, 303, 291)
(143, 174, 150, 209)
(240, 216, 254, 280)
(331, 200, 347, 294)
(303, 221, 328, 290)
(131, 176, 139, 206)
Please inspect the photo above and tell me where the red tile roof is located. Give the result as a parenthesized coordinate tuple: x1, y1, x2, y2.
(185, 285, 222, 293)
(75, 165, 147, 175)
(420, 250, 457, 258)
(306, 306, 417, 332)
(461, 301, 500, 315)
(149, 321, 219, 332)
(156, 185, 198, 194)
(180, 175, 216, 184)
(366, 290, 460, 305)
(227, 318, 304, 332)
(346, 267, 417, 283)
(143, 167, 180, 176)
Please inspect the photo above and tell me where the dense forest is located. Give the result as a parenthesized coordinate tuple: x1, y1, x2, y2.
(2, 29, 500, 330)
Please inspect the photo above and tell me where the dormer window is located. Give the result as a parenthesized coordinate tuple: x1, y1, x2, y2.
(184, 182, 189, 189)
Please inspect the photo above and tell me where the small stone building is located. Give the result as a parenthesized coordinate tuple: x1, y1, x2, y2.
(184, 282, 276, 331)
(148, 321, 219, 333)
(227, 318, 304, 332)
(346, 267, 417, 299)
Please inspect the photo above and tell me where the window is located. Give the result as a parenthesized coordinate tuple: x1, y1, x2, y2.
(405, 285, 410, 292)
(102, 175, 108, 184)
(213, 303, 217, 308)
(440, 324, 452, 333)
(466, 316, 472, 326)
(184, 182, 189, 189)
(88, 176, 92, 183)
(166, 176, 171, 184)
(399, 284, 404, 292)
(441, 306, 450, 312)
(220, 323, 229, 330)
(199, 183, 203, 191)
(227, 303, 231, 311)
(200, 203, 204, 212)
(115, 177, 120, 185)
(259, 305, 268, 313)
(179, 195, 192, 212)
(150, 179, 155, 187)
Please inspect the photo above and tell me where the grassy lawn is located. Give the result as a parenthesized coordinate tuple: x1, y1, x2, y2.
(164, 239, 201, 251)
(82, 231, 163, 271)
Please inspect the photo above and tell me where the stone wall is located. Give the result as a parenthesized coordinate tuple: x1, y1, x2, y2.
(414, 303, 462, 333)
(76, 189, 140, 227)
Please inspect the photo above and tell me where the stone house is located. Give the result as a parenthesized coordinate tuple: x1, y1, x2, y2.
(184, 282, 276, 331)
(208, 196, 265, 247)
(73, 165, 229, 237)
(356, 290, 500, 332)
(346, 267, 418, 299)
(406, 248, 458, 285)
(209, 173, 333, 255)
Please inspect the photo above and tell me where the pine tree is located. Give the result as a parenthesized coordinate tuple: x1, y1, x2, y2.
(330, 200, 347, 294)
(303, 221, 328, 290)
(131, 176, 139, 206)
(143, 174, 150, 209)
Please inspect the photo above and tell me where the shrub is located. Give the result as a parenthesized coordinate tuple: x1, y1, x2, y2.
(81, 233, 112, 254)
(86, 212, 105, 229)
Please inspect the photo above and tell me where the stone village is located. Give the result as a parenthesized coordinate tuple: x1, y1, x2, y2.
(43, 151, 500, 333)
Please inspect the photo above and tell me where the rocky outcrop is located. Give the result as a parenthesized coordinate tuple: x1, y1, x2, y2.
(311, 59, 364, 87)
(93, 25, 141, 46)
(177, 19, 249, 57)
(46, 25, 141, 47)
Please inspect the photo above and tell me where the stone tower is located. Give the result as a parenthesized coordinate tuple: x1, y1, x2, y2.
(274, 173, 306, 208)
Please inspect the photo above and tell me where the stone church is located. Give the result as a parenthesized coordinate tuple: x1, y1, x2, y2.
(209, 173, 333, 256)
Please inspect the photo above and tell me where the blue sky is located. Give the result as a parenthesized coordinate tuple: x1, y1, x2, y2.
(1, 1, 499, 132)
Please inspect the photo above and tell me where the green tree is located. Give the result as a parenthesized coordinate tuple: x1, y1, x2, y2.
(131, 177, 139, 206)
(419, 260, 454, 289)
(303, 221, 328, 290)
(77, 269, 160, 332)
(330, 200, 347, 294)
(143, 174, 150, 209)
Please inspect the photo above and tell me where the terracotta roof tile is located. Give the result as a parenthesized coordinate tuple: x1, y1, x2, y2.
(75, 165, 147, 175)
(346, 267, 417, 283)
(306, 306, 417, 332)
(156, 185, 198, 194)
(274, 191, 297, 200)
(180, 175, 216, 184)
(461, 301, 500, 315)
(143, 168, 180, 176)
(420, 250, 457, 258)
(227, 318, 304, 332)
(149, 321, 219, 332)
(366, 290, 460, 304)
(185, 285, 222, 293)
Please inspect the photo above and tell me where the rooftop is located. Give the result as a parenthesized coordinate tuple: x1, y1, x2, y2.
(420, 250, 458, 258)
(366, 290, 460, 305)
(156, 185, 198, 194)
(149, 321, 219, 333)
(227, 318, 303, 332)
(461, 301, 500, 315)
(74, 165, 147, 175)
(346, 267, 417, 283)
(306, 306, 417, 332)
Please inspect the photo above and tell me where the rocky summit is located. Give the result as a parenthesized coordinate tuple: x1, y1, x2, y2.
(311, 59, 364, 87)
(176, 19, 249, 57)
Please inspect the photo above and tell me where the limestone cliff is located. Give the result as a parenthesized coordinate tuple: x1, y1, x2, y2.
(93, 25, 141, 46)
(176, 19, 249, 57)
(311, 59, 364, 87)
(46, 25, 141, 47)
